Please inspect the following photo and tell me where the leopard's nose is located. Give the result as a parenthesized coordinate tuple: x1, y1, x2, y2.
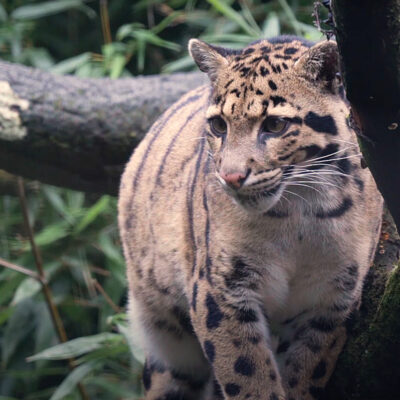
(220, 171, 249, 189)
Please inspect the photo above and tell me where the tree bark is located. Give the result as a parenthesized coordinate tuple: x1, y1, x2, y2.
(0, 61, 206, 195)
(325, 209, 400, 400)
(324, 2, 400, 398)
(331, 0, 400, 232)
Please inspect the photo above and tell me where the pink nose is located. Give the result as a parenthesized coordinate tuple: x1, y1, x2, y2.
(220, 172, 247, 188)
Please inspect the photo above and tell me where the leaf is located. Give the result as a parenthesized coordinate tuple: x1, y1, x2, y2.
(34, 302, 57, 356)
(50, 361, 97, 400)
(109, 54, 127, 79)
(201, 32, 255, 43)
(0, 4, 8, 22)
(162, 56, 195, 73)
(239, 1, 262, 36)
(109, 314, 145, 364)
(51, 53, 91, 75)
(27, 333, 121, 361)
(207, 0, 259, 37)
(133, 30, 181, 51)
(277, 0, 301, 36)
(84, 376, 141, 398)
(262, 12, 280, 38)
(25, 222, 70, 249)
(11, 0, 85, 20)
(0, 274, 24, 306)
(11, 277, 41, 305)
(24, 48, 55, 70)
(116, 23, 144, 41)
(0, 308, 14, 327)
(79, 341, 128, 363)
(151, 11, 185, 35)
(296, 21, 323, 41)
(73, 196, 110, 234)
(2, 300, 37, 367)
(98, 233, 124, 268)
(42, 186, 75, 223)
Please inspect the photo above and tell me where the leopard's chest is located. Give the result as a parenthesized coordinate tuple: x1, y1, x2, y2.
(233, 209, 350, 322)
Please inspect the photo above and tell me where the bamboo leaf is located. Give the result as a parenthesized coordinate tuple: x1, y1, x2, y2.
(109, 54, 127, 79)
(262, 12, 280, 38)
(22, 222, 70, 249)
(51, 53, 92, 75)
(11, 0, 85, 20)
(27, 333, 121, 361)
(11, 277, 41, 305)
(50, 361, 98, 400)
(73, 196, 110, 234)
(207, 0, 259, 37)
(2, 300, 37, 367)
(84, 376, 142, 398)
(0, 5, 8, 22)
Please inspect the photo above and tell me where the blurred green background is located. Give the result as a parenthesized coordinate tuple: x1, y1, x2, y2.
(0, 1, 323, 399)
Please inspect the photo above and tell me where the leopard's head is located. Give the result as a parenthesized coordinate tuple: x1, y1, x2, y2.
(189, 36, 353, 213)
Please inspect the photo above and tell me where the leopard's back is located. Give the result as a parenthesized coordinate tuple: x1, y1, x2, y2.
(118, 85, 210, 294)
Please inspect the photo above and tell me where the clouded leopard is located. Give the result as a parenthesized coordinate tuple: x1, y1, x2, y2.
(118, 36, 383, 400)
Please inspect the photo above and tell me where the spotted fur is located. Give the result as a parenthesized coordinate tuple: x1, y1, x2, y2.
(118, 36, 382, 400)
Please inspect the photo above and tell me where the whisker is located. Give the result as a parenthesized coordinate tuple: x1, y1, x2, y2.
(292, 180, 341, 189)
(279, 192, 290, 206)
(304, 147, 353, 163)
(284, 170, 353, 180)
(295, 163, 343, 172)
(331, 138, 359, 146)
(286, 182, 325, 196)
(282, 188, 311, 206)
(305, 147, 359, 163)
(306, 153, 362, 164)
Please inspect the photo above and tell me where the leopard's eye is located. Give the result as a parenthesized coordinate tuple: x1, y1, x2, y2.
(209, 117, 227, 137)
(262, 116, 289, 134)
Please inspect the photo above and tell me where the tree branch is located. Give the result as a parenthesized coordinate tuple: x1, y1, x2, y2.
(0, 61, 206, 194)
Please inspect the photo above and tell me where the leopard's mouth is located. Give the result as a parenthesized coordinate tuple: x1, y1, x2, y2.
(236, 183, 282, 202)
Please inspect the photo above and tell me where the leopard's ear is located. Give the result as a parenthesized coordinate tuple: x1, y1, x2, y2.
(294, 40, 340, 93)
(189, 39, 229, 83)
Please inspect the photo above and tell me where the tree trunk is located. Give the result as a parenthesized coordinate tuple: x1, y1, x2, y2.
(325, 209, 400, 400)
(0, 61, 206, 195)
(331, 0, 400, 232)
(324, 1, 400, 398)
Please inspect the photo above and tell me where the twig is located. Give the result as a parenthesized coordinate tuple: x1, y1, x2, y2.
(0, 257, 42, 282)
(313, 0, 335, 39)
(92, 279, 121, 313)
(73, 298, 100, 308)
(17, 177, 90, 400)
(100, 0, 112, 45)
(89, 265, 110, 277)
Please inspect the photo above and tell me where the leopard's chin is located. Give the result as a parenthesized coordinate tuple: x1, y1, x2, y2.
(233, 183, 285, 213)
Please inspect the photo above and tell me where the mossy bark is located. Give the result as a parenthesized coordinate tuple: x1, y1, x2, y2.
(325, 3, 400, 394)
(325, 210, 400, 400)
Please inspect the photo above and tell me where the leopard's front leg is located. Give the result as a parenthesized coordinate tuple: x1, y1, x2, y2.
(276, 297, 359, 400)
(190, 264, 286, 400)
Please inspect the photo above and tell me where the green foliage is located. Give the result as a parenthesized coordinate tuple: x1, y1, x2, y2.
(0, 0, 323, 75)
(0, 186, 141, 398)
(0, 0, 322, 398)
